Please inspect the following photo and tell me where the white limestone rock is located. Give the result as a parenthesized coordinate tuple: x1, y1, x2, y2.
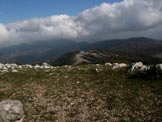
(12, 69, 19, 73)
(34, 64, 40, 69)
(156, 64, 162, 73)
(105, 62, 112, 66)
(112, 63, 127, 70)
(156, 64, 162, 70)
(0, 100, 24, 122)
(131, 62, 149, 72)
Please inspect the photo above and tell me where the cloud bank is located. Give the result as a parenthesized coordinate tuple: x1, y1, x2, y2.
(0, 0, 162, 47)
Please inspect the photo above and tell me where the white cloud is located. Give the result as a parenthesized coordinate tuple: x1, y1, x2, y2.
(0, 0, 162, 47)
(77, 0, 162, 40)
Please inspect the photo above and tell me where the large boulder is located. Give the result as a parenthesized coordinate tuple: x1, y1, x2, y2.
(131, 62, 150, 72)
(0, 100, 24, 122)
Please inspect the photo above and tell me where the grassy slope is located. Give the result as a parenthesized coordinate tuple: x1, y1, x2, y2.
(0, 65, 161, 122)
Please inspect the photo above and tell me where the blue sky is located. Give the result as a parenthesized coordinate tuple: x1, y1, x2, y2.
(0, 0, 122, 23)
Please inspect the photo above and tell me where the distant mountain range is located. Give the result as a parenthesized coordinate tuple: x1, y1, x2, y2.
(0, 37, 162, 64)
(90, 37, 162, 55)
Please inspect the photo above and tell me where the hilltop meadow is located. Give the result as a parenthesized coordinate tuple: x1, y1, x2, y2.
(0, 64, 161, 122)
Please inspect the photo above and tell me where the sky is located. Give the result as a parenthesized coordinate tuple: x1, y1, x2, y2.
(0, 0, 162, 47)
(0, 0, 122, 23)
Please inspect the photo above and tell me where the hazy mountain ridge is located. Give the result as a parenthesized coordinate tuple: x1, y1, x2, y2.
(0, 37, 162, 64)
(0, 39, 88, 63)
(51, 50, 162, 66)
(90, 37, 162, 55)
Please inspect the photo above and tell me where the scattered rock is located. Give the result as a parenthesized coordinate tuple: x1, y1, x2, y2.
(24, 64, 33, 69)
(0, 63, 54, 72)
(0, 100, 24, 122)
(43, 63, 52, 69)
(96, 64, 100, 66)
(95, 68, 99, 73)
(12, 69, 19, 73)
(112, 63, 127, 70)
(156, 64, 162, 71)
(155, 64, 162, 76)
(34, 64, 40, 69)
(105, 62, 112, 66)
(131, 62, 149, 72)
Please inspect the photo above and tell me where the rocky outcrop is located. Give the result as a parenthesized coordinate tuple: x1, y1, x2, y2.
(0, 100, 24, 122)
(130, 62, 162, 79)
